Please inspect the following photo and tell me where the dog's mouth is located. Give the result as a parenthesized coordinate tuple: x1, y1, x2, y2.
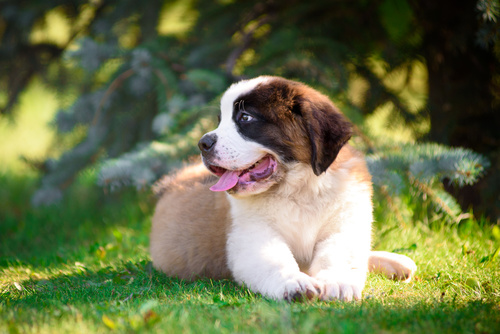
(207, 154, 278, 192)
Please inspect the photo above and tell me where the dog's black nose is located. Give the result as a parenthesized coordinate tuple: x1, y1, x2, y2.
(198, 133, 217, 153)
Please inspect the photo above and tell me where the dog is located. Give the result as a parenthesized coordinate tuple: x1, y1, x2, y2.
(150, 76, 417, 301)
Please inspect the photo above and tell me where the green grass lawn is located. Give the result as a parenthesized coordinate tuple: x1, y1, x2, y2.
(1, 172, 499, 334)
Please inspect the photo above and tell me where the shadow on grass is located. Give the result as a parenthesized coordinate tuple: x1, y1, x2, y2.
(2, 261, 247, 309)
(0, 173, 155, 269)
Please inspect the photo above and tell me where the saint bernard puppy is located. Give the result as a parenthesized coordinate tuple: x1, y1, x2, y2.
(150, 76, 417, 302)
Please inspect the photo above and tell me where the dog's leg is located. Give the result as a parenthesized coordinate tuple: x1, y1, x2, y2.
(368, 251, 417, 283)
(308, 234, 370, 302)
(227, 221, 323, 302)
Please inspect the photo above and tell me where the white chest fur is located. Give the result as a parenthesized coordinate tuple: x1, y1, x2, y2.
(227, 162, 370, 272)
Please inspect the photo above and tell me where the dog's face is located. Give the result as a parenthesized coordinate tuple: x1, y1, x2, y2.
(198, 76, 353, 196)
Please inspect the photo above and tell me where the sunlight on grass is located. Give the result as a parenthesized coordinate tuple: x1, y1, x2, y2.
(0, 79, 59, 173)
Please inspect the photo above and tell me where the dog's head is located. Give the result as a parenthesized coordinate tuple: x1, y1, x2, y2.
(198, 76, 352, 196)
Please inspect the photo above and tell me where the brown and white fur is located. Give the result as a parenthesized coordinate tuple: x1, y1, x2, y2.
(150, 76, 416, 302)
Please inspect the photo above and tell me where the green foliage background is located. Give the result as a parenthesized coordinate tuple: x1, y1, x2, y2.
(2, 0, 498, 222)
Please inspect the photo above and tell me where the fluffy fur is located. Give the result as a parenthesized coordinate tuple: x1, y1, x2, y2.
(150, 76, 416, 301)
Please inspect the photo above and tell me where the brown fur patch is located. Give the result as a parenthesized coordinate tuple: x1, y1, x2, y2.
(150, 162, 232, 280)
(234, 78, 312, 165)
(152, 158, 217, 197)
(331, 144, 373, 194)
(236, 77, 352, 175)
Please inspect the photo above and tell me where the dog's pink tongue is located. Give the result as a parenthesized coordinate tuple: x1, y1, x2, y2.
(209, 170, 240, 192)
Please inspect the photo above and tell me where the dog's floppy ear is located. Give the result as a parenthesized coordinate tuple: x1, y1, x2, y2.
(293, 95, 353, 176)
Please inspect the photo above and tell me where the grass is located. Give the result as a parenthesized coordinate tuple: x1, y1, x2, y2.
(1, 171, 499, 333)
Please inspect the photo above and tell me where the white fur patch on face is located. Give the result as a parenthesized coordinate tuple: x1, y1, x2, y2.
(208, 76, 272, 170)
(220, 76, 271, 116)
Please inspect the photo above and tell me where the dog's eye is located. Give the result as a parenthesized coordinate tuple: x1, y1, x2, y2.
(238, 111, 254, 123)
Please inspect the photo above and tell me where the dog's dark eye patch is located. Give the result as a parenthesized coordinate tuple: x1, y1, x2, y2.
(231, 80, 311, 164)
(233, 100, 264, 122)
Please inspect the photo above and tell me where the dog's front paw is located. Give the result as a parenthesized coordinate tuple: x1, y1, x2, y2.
(282, 272, 323, 302)
(315, 271, 364, 302)
(321, 280, 362, 301)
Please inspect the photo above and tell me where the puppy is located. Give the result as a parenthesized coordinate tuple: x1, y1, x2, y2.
(150, 76, 416, 301)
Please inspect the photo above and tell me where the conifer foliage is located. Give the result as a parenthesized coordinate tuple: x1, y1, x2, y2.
(1, 0, 496, 220)
(367, 144, 489, 223)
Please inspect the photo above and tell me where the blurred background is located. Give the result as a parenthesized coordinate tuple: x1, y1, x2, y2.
(0, 0, 499, 227)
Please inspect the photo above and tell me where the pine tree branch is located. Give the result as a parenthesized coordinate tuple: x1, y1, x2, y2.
(379, 184, 407, 227)
(63, 0, 110, 51)
(92, 68, 135, 126)
(2, 44, 63, 115)
(153, 68, 173, 99)
(0, 1, 110, 115)
(353, 62, 421, 125)
(410, 176, 464, 223)
(352, 123, 376, 152)
(225, 15, 272, 78)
